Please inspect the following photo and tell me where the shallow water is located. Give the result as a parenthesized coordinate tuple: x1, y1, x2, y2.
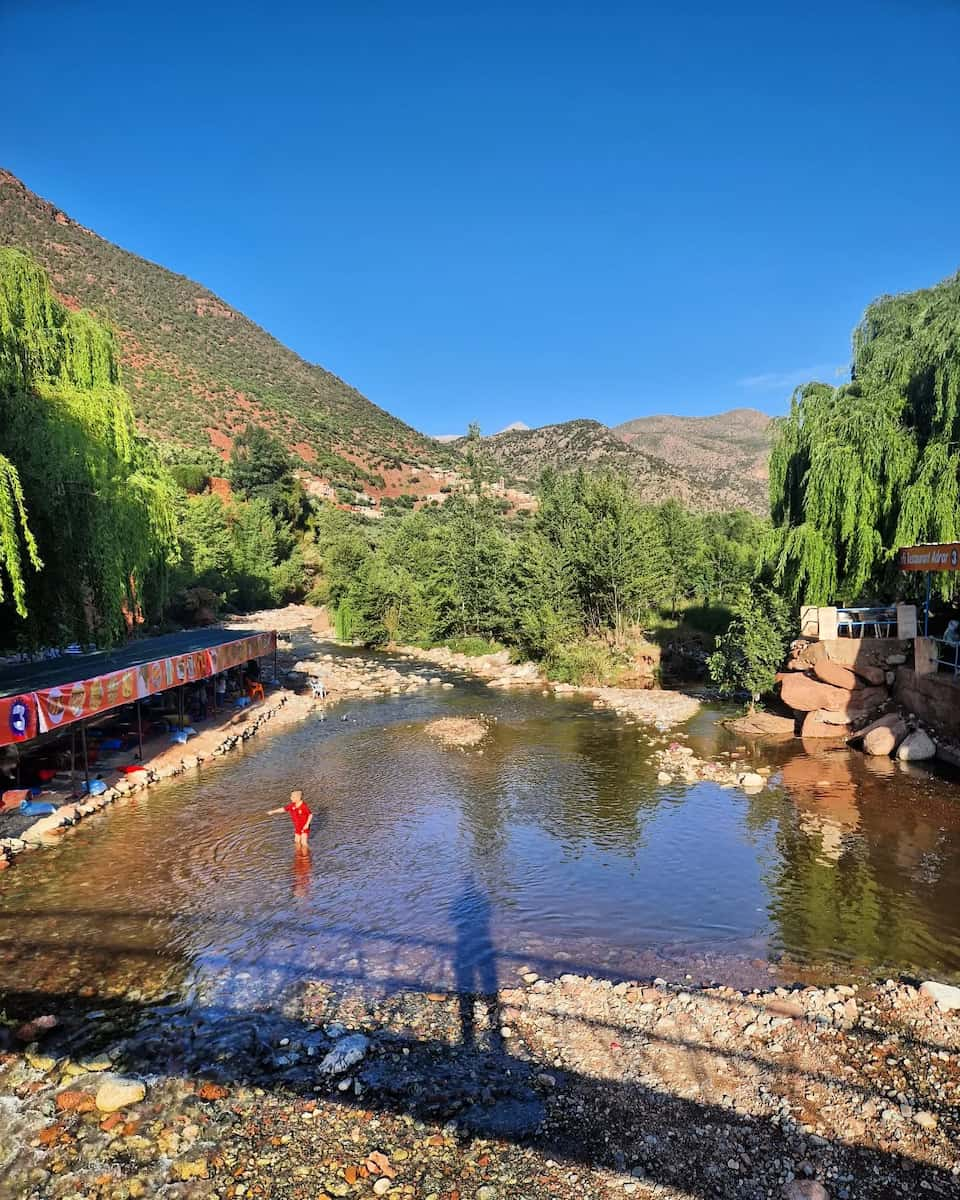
(2, 664, 960, 1012)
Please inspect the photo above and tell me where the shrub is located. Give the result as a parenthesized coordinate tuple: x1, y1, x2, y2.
(443, 635, 504, 657)
(545, 639, 627, 685)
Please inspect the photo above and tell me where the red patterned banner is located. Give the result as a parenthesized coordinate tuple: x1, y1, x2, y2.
(36, 666, 141, 733)
(0, 694, 39, 747)
(209, 632, 276, 674)
(23, 631, 276, 738)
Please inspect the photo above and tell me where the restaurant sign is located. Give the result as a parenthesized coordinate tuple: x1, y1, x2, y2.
(898, 543, 960, 572)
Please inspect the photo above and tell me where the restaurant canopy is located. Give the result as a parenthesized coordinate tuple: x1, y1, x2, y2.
(0, 628, 276, 748)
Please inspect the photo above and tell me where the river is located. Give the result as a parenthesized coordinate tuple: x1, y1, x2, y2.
(2, 659, 960, 1014)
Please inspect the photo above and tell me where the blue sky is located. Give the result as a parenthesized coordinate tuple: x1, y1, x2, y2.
(3, 0, 959, 436)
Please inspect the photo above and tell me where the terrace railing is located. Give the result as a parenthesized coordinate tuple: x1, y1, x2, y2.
(835, 606, 898, 638)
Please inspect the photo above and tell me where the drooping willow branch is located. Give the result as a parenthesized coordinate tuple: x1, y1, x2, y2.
(770, 270, 960, 603)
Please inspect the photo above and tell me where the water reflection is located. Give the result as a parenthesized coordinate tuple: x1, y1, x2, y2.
(0, 683, 959, 1014)
(292, 845, 312, 901)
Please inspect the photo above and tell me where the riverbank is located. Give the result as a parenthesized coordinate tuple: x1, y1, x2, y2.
(1, 968, 957, 1198)
(394, 642, 701, 727)
(0, 690, 315, 871)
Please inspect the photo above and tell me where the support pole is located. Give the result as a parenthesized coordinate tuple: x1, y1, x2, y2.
(179, 685, 185, 732)
(924, 571, 931, 637)
(81, 722, 90, 793)
(70, 726, 76, 796)
(136, 700, 144, 762)
(274, 644, 279, 688)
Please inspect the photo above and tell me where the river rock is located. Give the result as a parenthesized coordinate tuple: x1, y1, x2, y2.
(813, 660, 860, 691)
(861, 717, 907, 757)
(95, 1077, 146, 1112)
(800, 711, 846, 739)
(726, 711, 796, 737)
(897, 729, 936, 761)
(814, 707, 853, 726)
(779, 673, 850, 713)
(783, 1184, 829, 1200)
(852, 662, 887, 686)
(319, 1034, 369, 1075)
(919, 980, 960, 1010)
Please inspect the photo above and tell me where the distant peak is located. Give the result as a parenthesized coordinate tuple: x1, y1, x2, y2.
(494, 420, 530, 435)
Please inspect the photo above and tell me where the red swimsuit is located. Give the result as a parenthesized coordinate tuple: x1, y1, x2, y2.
(284, 799, 312, 835)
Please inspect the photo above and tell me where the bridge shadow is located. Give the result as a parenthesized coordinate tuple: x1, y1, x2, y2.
(0, 983, 956, 1198)
(0, 882, 958, 1197)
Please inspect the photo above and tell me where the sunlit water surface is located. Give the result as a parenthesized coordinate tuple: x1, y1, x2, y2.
(2, 664, 960, 1012)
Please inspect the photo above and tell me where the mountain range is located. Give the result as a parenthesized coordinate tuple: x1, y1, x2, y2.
(0, 169, 773, 514)
(465, 410, 772, 513)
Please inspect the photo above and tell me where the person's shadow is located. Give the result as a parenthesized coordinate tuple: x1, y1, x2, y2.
(450, 876, 501, 1051)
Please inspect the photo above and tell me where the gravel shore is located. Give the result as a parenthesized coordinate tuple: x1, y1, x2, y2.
(1, 970, 958, 1199)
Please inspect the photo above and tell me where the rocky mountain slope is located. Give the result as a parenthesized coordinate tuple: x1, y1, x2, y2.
(0, 169, 446, 491)
(468, 410, 773, 514)
(1, 169, 773, 514)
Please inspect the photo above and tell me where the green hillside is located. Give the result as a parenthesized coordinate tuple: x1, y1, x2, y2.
(0, 169, 447, 489)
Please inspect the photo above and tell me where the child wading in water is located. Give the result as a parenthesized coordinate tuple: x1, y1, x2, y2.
(268, 790, 313, 846)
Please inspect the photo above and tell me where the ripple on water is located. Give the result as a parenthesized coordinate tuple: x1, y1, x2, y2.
(1, 684, 960, 1010)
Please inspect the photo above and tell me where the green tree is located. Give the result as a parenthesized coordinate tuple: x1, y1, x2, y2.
(771, 269, 960, 603)
(0, 454, 39, 617)
(0, 249, 178, 647)
(228, 423, 294, 506)
(708, 586, 792, 706)
(657, 499, 707, 614)
(511, 527, 580, 659)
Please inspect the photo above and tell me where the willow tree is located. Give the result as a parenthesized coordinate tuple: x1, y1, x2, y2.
(770, 269, 960, 603)
(0, 453, 39, 617)
(0, 248, 178, 648)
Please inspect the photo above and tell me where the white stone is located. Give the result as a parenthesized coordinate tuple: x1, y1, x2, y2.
(920, 980, 960, 1011)
(318, 1034, 369, 1075)
(897, 729, 936, 761)
(95, 1077, 146, 1112)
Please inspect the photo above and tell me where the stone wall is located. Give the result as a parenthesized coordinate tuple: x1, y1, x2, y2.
(894, 667, 960, 740)
(821, 638, 911, 672)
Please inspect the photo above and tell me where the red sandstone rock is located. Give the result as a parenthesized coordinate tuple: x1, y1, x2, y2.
(56, 1090, 96, 1113)
(800, 711, 847, 738)
(813, 660, 861, 691)
(852, 663, 886, 686)
(780, 672, 850, 713)
(792, 640, 827, 668)
(813, 708, 852, 725)
(863, 719, 907, 756)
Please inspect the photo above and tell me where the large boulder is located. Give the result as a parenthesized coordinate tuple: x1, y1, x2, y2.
(813, 660, 861, 691)
(852, 662, 886, 686)
(815, 708, 853, 726)
(781, 672, 887, 716)
(780, 672, 850, 713)
(726, 711, 796, 737)
(897, 729, 936, 761)
(920, 980, 960, 1011)
(800, 711, 847, 738)
(854, 713, 907, 757)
